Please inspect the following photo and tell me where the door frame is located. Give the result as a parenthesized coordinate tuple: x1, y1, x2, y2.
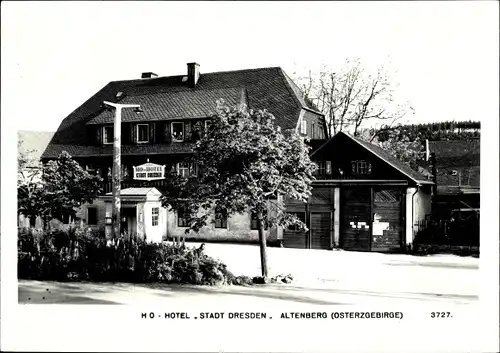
(309, 211, 333, 250)
(370, 187, 405, 252)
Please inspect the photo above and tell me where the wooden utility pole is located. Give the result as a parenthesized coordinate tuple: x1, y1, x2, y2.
(103, 101, 140, 239)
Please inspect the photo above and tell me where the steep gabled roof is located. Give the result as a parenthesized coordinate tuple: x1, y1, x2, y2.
(311, 131, 433, 185)
(42, 66, 322, 159)
(87, 88, 242, 124)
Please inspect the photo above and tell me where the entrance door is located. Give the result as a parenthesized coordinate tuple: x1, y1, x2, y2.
(121, 207, 137, 237)
(371, 188, 403, 252)
(340, 187, 371, 251)
(310, 212, 332, 249)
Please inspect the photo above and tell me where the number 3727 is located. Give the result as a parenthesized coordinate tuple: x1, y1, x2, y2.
(431, 312, 452, 318)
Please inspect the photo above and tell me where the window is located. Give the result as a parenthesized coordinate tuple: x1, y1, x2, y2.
(177, 208, 189, 227)
(171, 122, 184, 141)
(177, 162, 196, 178)
(152, 207, 159, 226)
(317, 161, 326, 174)
(311, 122, 315, 138)
(87, 207, 98, 225)
(316, 125, 324, 139)
(250, 212, 268, 230)
(204, 120, 212, 133)
(287, 212, 306, 231)
(103, 126, 114, 144)
(137, 124, 149, 143)
(300, 120, 307, 135)
(86, 164, 97, 175)
(214, 211, 227, 229)
(315, 161, 332, 175)
(351, 160, 371, 175)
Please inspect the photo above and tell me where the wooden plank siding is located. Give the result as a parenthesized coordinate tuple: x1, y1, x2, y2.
(340, 187, 372, 251)
(371, 188, 403, 251)
(310, 212, 332, 249)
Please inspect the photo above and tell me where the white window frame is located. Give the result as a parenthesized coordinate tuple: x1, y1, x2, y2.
(103, 125, 114, 145)
(300, 120, 307, 135)
(171, 122, 185, 142)
(152, 207, 159, 227)
(177, 161, 196, 178)
(317, 161, 327, 174)
(353, 160, 369, 175)
(136, 124, 149, 144)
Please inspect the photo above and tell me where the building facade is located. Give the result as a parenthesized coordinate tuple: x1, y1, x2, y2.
(288, 132, 433, 251)
(41, 63, 327, 244)
(41, 62, 432, 252)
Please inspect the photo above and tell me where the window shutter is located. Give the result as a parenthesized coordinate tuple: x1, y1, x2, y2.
(164, 122, 172, 143)
(326, 161, 332, 174)
(122, 123, 130, 144)
(185, 121, 192, 141)
(149, 123, 155, 143)
(131, 124, 137, 144)
(96, 126, 102, 145)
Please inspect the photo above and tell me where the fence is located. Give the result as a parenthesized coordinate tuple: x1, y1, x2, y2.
(101, 180, 170, 194)
(414, 212, 479, 247)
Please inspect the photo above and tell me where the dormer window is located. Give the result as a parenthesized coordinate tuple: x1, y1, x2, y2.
(103, 125, 114, 144)
(137, 124, 149, 143)
(171, 122, 184, 142)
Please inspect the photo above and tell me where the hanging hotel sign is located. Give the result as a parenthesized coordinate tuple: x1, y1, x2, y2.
(133, 162, 166, 181)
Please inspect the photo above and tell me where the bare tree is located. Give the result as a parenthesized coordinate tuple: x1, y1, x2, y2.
(293, 58, 413, 137)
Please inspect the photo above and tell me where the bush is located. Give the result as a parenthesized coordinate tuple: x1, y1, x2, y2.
(17, 228, 237, 285)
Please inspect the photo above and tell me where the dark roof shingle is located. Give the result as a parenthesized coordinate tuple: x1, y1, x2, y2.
(311, 131, 432, 184)
(42, 66, 322, 159)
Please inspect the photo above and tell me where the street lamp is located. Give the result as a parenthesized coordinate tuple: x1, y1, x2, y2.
(103, 101, 141, 239)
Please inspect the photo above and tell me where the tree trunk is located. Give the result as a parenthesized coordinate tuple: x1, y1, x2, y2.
(256, 212, 268, 278)
(29, 214, 36, 228)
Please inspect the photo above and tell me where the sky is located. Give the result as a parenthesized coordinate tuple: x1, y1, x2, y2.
(1, 1, 499, 132)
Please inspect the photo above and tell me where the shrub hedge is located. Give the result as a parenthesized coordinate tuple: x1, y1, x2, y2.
(18, 227, 236, 285)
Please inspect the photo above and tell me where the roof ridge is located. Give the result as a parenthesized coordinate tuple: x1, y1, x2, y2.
(109, 67, 282, 84)
(278, 68, 323, 115)
(201, 66, 281, 76)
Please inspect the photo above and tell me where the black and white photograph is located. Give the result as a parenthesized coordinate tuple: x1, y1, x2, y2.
(2, 1, 499, 352)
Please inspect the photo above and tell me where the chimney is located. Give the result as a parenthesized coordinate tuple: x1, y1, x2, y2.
(187, 62, 200, 88)
(141, 72, 158, 79)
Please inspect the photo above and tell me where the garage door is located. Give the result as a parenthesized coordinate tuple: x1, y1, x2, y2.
(371, 188, 403, 252)
(340, 187, 371, 251)
(310, 212, 332, 250)
(283, 212, 307, 249)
